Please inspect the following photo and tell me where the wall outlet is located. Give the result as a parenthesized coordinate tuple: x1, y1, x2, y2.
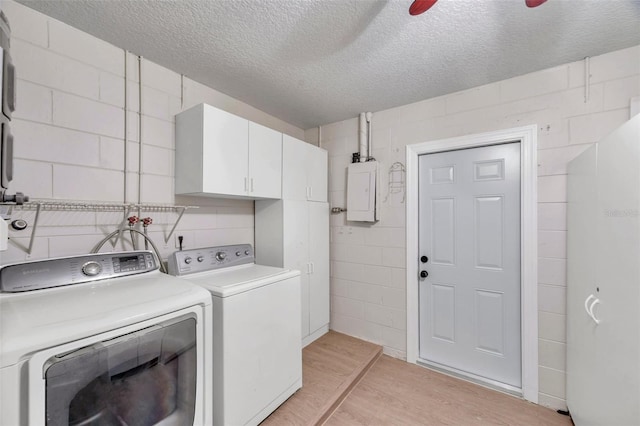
(175, 234, 185, 250)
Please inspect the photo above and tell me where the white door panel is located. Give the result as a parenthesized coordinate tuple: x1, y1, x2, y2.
(307, 145, 328, 202)
(282, 135, 309, 201)
(201, 106, 249, 196)
(418, 143, 521, 388)
(283, 200, 310, 336)
(248, 122, 282, 199)
(430, 198, 456, 265)
(308, 202, 330, 333)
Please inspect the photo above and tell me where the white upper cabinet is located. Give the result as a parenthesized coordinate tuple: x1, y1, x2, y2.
(308, 143, 328, 202)
(175, 104, 282, 200)
(249, 122, 282, 199)
(282, 135, 328, 202)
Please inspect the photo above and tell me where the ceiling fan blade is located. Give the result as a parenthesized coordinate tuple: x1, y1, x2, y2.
(525, 0, 548, 7)
(409, 0, 438, 16)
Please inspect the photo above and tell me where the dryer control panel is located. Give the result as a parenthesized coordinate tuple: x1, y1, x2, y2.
(0, 251, 158, 292)
(167, 244, 254, 276)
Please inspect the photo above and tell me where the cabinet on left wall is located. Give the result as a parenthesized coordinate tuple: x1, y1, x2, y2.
(175, 104, 283, 200)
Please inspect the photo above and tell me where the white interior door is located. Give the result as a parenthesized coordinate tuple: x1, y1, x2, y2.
(418, 142, 521, 388)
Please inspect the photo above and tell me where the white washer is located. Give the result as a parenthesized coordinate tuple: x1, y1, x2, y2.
(0, 251, 213, 426)
(168, 244, 302, 426)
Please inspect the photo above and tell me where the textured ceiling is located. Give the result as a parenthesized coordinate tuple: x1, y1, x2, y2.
(17, 0, 640, 129)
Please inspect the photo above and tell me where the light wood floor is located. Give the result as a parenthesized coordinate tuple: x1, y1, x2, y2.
(261, 331, 382, 425)
(325, 355, 572, 426)
(263, 331, 572, 426)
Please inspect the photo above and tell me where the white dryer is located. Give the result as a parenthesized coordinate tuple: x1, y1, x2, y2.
(168, 244, 302, 426)
(0, 251, 213, 426)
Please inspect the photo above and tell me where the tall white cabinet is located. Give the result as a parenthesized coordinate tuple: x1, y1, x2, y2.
(256, 137, 330, 346)
(566, 115, 640, 425)
(175, 105, 330, 346)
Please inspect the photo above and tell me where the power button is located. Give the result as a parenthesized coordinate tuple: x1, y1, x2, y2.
(82, 261, 102, 276)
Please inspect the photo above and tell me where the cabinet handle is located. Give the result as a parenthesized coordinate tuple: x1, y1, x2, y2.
(588, 298, 601, 325)
(309, 186, 313, 199)
(250, 178, 254, 192)
(244, 177, 248, 192)
(310, 262, 315, 274)
(306, 186, 310, 200)
(584, 294, 595, 317)
(307, 263, 312, 274)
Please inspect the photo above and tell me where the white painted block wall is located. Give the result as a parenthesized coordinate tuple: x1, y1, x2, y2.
(0, 0, 304, 265)
(2, 0, 639, 413)
(320, 44, 640, 410)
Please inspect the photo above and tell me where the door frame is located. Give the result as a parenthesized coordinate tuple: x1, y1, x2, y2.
(406, 125, 538, 403)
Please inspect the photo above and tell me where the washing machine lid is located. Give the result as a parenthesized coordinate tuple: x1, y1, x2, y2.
(0, 271, 211, 368)
(178, 264, 300, 298)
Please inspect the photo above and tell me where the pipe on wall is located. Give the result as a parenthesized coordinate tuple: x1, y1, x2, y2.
(123, 50, 128, 203)
(359, 112, 367, 162)
(359, 112, 373, 161)
(137, 56, 143, 206)
(366, 112, 372, 160)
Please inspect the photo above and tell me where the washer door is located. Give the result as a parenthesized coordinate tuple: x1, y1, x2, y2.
(44, 316, 197, 426)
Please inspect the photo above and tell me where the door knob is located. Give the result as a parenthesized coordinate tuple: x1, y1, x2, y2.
(420, 256, 429, 263)
(420, 270, 428, 278)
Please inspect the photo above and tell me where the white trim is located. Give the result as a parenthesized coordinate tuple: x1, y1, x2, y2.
(302, 325, 329, 347)
(405, 125, 538, 403)
(417, 359, 522, 397)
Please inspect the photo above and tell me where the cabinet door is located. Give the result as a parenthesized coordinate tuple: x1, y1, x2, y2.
(567, 116, 640, 426)
(282, 135, 308, 200)
(307, 145, 328, 202)
(299, 270, 311, 340)
(249, 122, 282, 199)
(283, 200, 311, 337)
(591, 117, 640, 425)
(308, 202, 330, 334)
(567, 145, 599, 424)
(201, 105, 248, 197)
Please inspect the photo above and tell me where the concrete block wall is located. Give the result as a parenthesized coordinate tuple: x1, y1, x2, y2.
(320, 44, 640, 410)
(0, 0, 304, 265)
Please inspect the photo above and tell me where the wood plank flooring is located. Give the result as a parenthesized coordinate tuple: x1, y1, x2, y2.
(261, 331, 382, 425)
(325, 355, 572, 426)
(263, 331, 572, 426)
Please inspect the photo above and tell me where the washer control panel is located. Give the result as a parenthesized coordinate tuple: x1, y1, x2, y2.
(167, 244, 254, 276)
(0, 251, 158, 293)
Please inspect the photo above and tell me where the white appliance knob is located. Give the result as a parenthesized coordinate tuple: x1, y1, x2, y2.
(244, 250, 250, 255)
(236, 251, 241, 256)
(197, 256, 204, 262)
(216, 252, 227, 261)
(82, 261, 102, 276)
(184, 256, 192, 264)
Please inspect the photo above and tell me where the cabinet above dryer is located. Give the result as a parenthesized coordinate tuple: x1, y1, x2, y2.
(175, 104, 282, 200)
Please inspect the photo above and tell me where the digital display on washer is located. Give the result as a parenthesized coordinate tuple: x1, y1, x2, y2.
(113, 255, 143, 272)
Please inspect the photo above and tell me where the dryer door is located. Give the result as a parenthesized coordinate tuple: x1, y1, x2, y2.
(44, 315, 197, 426)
